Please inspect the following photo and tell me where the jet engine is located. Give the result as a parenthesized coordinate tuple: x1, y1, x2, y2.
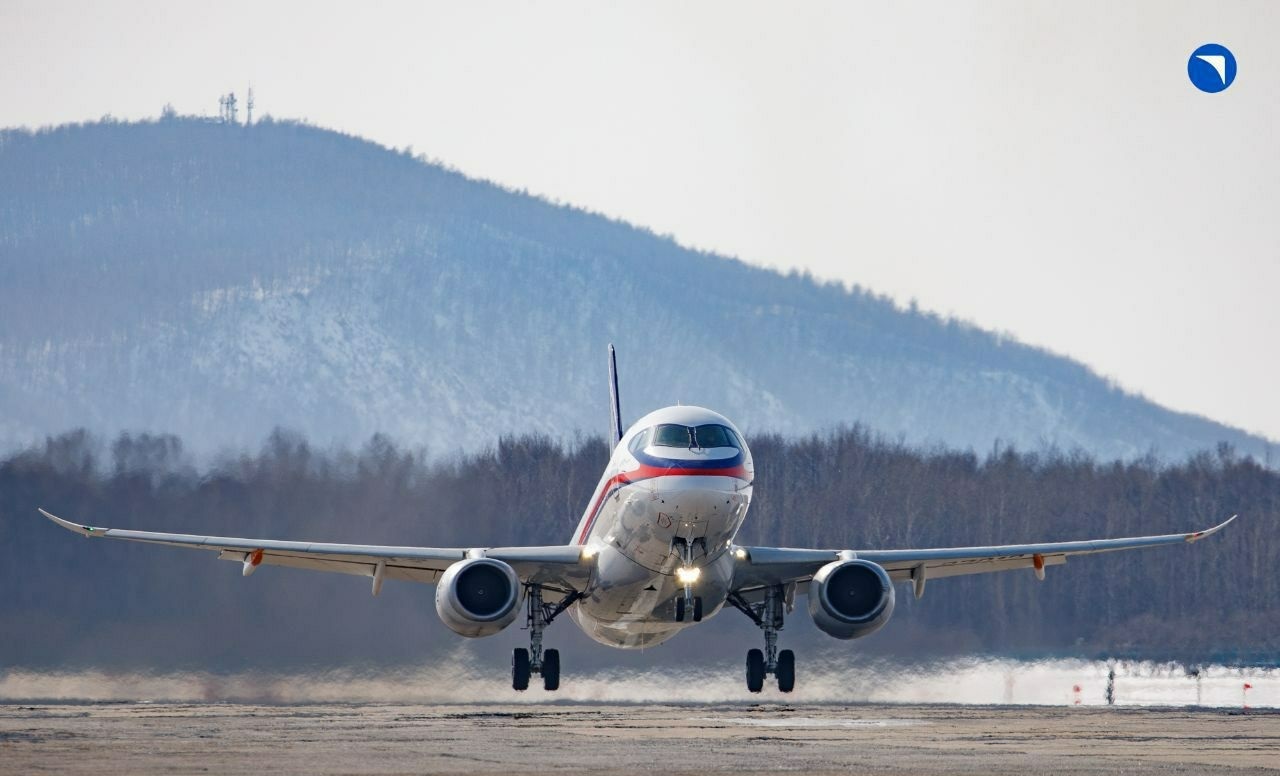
(807, 559, 895, 640)
(435, 558, 523, 638)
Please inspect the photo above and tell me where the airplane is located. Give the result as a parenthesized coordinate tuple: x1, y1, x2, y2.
(39, 345, 1236, 693)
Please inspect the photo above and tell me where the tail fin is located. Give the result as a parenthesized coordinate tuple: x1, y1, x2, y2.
(608, 344, 623, 448)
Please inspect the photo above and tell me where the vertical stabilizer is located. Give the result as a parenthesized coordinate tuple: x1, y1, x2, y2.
(608, 344, 623, 448)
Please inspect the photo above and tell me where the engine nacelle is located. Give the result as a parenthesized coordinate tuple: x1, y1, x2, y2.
(808, 559, 895, 640)
(435, 558, 523, 638)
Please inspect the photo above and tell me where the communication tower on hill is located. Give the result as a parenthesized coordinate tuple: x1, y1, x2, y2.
(218, 92, 239, 124)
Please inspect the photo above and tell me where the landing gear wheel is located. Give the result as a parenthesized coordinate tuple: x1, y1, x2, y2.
(746, 648, 765, 693)
(675, 596, 686, 622)
(693, 597, 703, 622)
(776, 649, 795, 693)
(542, 649, 561, 692)
(512, 648, 531, 691)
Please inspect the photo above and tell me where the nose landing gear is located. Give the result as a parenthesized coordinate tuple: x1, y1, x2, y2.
(672, 536, 706, 623)
(727, 584, 795, 693)
(674, 594, 703, 623)
(513, 585, 582, 692)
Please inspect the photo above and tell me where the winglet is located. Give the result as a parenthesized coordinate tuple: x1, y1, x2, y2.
(37, 508, 101, 537)
(1185, 514, 1237, 543)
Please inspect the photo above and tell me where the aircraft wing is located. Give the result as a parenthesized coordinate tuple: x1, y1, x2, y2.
(731, 515, 1236, 596)
(38, 508, 591, 593)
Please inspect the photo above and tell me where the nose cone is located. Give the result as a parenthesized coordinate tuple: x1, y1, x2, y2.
(656, 479, 749, 555)
(663, 483, 739, 517)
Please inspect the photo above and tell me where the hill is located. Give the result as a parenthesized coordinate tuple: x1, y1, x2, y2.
(0, 117, 1270, 459)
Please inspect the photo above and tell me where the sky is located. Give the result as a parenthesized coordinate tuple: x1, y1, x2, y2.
(1, 1, 1277, 440)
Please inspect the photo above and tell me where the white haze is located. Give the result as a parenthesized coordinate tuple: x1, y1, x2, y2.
(2, 657, 1274, 708)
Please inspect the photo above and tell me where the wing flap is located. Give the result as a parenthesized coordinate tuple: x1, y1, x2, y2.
(883, 552, 1067, 581)
(215, 550, 447, 584)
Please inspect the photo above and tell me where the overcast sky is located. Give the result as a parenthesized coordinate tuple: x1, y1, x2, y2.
(2, 1, 1276, 440)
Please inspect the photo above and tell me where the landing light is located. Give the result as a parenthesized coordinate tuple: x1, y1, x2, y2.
(676, 566, 701, 584)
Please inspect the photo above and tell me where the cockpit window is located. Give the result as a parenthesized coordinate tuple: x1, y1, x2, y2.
(650, 423, 741, 449)
(693, 424, 738, 449)
(652, 424, 692, 447)
(627, 428, 650, 455)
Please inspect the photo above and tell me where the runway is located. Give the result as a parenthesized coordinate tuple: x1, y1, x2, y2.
(2, 702, 1277, 775)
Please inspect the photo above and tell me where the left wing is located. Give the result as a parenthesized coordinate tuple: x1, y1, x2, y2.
(38, 508, 591, 593)
(732, 515, 1236, 597)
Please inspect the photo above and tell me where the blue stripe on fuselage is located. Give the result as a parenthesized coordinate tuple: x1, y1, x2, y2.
(632, 448, 744, 470)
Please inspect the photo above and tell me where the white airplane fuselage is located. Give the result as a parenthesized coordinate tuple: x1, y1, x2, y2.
(568, 405, 753, 648)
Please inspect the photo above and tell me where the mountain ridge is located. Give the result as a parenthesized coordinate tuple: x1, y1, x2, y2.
(0, 116, 1271, 461)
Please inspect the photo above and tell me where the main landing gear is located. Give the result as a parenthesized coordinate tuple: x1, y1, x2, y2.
(512, 585, 582, 692)
(727, 584, 795, 693)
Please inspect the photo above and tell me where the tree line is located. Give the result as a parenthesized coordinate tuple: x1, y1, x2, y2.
(1, 427, 1274, 670)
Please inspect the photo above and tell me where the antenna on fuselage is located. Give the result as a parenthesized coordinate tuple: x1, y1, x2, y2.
(607, 344, 623, 449)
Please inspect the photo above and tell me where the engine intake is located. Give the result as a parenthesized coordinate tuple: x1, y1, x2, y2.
(808, 559, 895, 640)
(435, 558, 523, 638)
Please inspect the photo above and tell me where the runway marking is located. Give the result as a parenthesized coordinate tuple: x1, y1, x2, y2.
(702, 717, 926, 728)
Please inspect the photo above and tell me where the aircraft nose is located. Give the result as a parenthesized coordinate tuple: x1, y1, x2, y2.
(663, 485, 745, 526)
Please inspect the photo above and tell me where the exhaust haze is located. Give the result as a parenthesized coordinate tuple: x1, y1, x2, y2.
(3, 658, 1274, 708)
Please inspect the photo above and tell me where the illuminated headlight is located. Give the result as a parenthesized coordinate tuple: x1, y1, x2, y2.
(675, 566, 701, 584)
(733, 547, 748, 561)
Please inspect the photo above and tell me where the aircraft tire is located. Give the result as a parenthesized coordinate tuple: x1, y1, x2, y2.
(746, 648, 765, 693)
(693, 597, 703, 622)
(675, 597, 686, 622)
(776, 649, 795, 693)
(512, 648, 531, 691)
(542, 649, 561, 691)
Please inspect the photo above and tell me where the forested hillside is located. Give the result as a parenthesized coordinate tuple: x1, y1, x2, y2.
(0, 117, 1272, 460)
(2, 428, 1273, 670)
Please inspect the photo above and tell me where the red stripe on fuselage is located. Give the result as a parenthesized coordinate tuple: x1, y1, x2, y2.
(575, 463, 749, 544)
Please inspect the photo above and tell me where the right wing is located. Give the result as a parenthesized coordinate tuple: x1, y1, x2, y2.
(732, 515, 1237, 597)
(39, 508, 592, 593)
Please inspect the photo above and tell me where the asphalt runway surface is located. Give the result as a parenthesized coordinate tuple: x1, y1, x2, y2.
(2, 702, 1278, 775)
